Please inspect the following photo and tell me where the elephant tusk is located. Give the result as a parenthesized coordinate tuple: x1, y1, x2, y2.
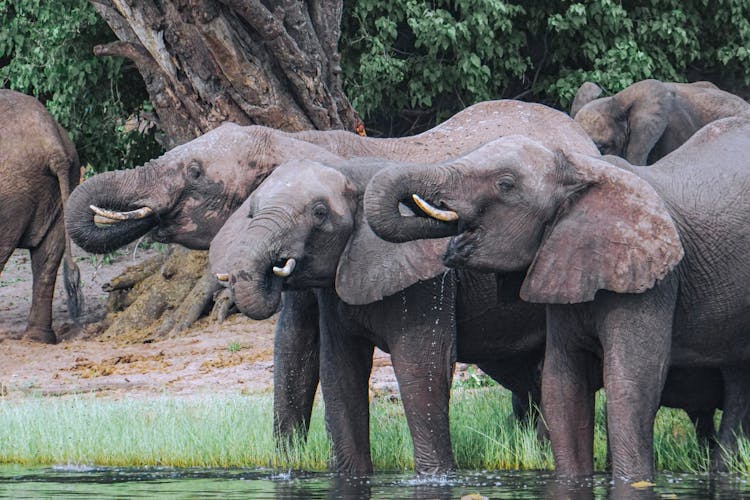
(90, 205, 154, 224)
(412, 194, 459, 222)
(215, 273, 229, 282)
(94, 214, 119, 226)
(272, 258, 296, 277)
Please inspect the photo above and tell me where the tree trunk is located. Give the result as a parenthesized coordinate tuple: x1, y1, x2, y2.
(90, 0, 360, 147)
(88, 0, 360, 337)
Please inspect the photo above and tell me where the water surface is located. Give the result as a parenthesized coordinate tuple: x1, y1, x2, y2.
(1, 465, 748, 499)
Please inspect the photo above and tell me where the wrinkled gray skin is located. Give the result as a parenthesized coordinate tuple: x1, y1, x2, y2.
(208, 158, 550, 474)
(364, 118, 750, 481)
(65, 100, 588, 444)
(572, 79, 750, 165)
(0, 89, 83, 343)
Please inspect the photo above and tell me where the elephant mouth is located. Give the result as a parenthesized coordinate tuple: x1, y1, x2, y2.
(443, 229, 479, 268)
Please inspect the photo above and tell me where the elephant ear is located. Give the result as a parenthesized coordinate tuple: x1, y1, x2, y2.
(521, 152, 684, 304)
(570, 82, 603, 117)
(335, 207, 450, 305)
(618, 79, 675, 165)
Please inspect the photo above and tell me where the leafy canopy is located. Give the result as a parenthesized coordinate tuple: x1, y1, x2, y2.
(2, 0, 749, 158)
(341, 0, 750, 134)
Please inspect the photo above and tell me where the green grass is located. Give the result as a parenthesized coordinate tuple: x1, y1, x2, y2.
(0, 389, 747, 475)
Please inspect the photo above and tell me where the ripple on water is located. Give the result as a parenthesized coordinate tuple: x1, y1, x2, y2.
(0, 466, 749, 499)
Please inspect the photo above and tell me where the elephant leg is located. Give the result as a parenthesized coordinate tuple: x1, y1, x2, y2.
(273, 290, 320, 444)
(543, 305, 599, 478)
(317, 291, 374, 474)
(0, 244, 17, 276)
(712, 365, 750, 472)
(386, 277, 458, 475)
(23, 216, 65, 344)
(0, 206, 26, 278)
(597, 288, 675, 483)
(390, 330, 456, 474)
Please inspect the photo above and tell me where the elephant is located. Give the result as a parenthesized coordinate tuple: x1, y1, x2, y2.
(363, 117, 750, 481)
(0, 89, 83, 343)
(571, 79, 750, 165)
(64, 100, 594, 443)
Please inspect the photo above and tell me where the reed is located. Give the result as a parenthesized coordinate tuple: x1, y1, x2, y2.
(0, 388, 745, 474)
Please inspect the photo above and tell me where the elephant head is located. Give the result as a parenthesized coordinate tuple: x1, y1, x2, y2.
(65, 123, 341, 253)
(571, 79, 750, 166)
(364, 135, 684, 303)
(571, 80, 680, 165)
(209, 158, 450, 319)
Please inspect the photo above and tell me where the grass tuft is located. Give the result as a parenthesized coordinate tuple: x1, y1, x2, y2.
(0, 388, 745, 474)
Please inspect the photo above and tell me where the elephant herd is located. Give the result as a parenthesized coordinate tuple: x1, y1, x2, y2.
(3, 79, 750, 485)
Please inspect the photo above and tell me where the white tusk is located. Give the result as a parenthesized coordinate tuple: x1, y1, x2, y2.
(215, 273, 229, 282)
(412, 194, 459, 222)
(273, 258, 296, 277)
(90, 205, 153, 223)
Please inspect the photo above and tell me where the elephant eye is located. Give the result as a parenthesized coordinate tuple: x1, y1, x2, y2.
(495, 175, 516, 193)
(311, 202, 328, 223)
(187, 163, 203, 181)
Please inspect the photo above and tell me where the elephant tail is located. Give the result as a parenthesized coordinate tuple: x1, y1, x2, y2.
(52, 122, 85, 323)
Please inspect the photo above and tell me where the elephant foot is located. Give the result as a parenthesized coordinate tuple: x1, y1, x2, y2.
(332, 453, 374, 475)
(22, 326, 57, 344)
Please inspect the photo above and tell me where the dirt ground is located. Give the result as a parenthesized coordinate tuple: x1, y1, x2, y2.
(0, 244, 405, 400)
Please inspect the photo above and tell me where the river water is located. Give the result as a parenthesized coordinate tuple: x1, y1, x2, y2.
(1, 465, 749, 499)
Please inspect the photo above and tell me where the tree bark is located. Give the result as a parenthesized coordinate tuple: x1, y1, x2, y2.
(90, 0, 360, 148)
(89, 0, 359, 337)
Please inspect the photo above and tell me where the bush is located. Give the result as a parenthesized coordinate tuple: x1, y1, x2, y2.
(0, 0, 162, 173)
(341, 0, 750, 135)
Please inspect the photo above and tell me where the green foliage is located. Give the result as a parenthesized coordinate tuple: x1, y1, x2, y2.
(0, 0, 162, 172)
(341, 0, 750, 132)
(341, 0, 528, 131)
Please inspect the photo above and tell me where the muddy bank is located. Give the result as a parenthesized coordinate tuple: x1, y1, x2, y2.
(0, 244, 406, 399)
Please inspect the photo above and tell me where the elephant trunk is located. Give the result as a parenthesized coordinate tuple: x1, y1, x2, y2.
(65, 168, 159, 254)
(231, 266, 284, 320)
(210, 216, 286, 321)
(364, 164, 459, 243)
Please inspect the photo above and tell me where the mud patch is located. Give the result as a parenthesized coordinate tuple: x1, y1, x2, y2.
(67, 352, 172, 378)
(199, 348, 274, 373)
